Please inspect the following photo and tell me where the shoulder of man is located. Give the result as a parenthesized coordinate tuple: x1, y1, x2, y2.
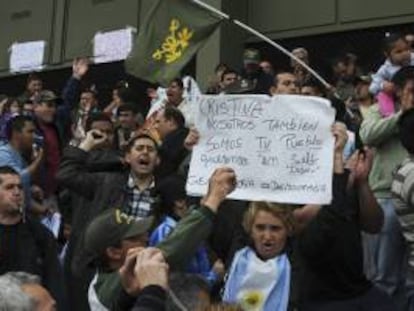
(392, 157, 414, 207)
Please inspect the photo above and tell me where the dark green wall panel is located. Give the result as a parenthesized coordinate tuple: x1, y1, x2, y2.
(339, 0, 414, 23)
(248, 0, 336, 33)
(0, 0, 55, 71)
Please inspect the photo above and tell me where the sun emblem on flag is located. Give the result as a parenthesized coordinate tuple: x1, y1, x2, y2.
(152, 18, 194, 64)
(239, 291, 264, 311)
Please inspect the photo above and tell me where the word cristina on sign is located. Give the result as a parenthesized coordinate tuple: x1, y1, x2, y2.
(186, 95, 336, 205)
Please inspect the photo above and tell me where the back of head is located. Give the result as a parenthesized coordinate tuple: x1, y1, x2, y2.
(156, 175, 186, 216)
(399, 108, 414, 154)
(391, 66, 414, 91)
(0, 274, 33, 311)
(163, 106, 186, 129)
(167, 273, 210, 311)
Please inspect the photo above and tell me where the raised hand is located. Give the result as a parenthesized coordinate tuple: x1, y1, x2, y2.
(79, 129, 108, 151)
(134, 248, 169, 290)
(184, 127, 200, 150)
(203, 167, 237, 213)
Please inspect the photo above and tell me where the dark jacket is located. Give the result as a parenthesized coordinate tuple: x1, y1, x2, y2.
(97, 206, 216, 310)
(33, 77, 81, 194)
(131, 286, 167, 311)
(57, 147, 134, 311)
(297, 173, 372, 304)
(0, 217, 67, 310)
(156, 127, 190, 179)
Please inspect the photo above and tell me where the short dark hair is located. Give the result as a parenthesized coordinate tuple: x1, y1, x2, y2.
(215, 63, 229, 73)
(85, 112, 113, 132)
(274, 70, 294, 86)
(168, 273, 210, 310)
(117, 103, 137, 116)
(391, 66, 414, 91)
(3, 98, 21, 113)
(5, 115, 34, 141)
(163, 106, 185, 128)
(125, 134, 159, 154)
(169, 78, 184, 89)
(383, 33, 407, 54)
(301, 78, 325, 96)
(81, 87, 98, 99)
(26, 73, 42, 84)
(155, 175, 186, 218)
(399, 108, 414, 154)
(0, 166, 19, 184)
(221, 69, 238, 82)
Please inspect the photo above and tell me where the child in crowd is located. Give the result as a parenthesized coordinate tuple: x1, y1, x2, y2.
(370, 33, 414, 117)
(0, 97, 22, 143)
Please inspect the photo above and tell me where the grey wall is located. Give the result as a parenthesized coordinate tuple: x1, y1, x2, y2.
(246, 0, 414, 40)
(0, 0, 413, 84)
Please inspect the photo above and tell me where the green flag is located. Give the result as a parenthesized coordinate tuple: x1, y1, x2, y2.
(125, 0, 222, 86)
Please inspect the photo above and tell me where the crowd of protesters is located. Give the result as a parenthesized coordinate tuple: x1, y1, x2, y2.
(1, 31, 414, 311)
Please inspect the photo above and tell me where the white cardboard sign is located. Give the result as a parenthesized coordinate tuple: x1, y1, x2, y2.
(186, 95, 336, 205)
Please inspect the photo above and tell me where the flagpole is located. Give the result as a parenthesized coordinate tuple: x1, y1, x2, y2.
(192, 0, 331, 90)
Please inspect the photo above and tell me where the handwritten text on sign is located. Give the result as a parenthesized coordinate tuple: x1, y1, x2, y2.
(186, 95, 336, 205)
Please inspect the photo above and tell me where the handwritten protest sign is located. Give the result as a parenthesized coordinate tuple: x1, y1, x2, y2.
(186, 95, 336, 205)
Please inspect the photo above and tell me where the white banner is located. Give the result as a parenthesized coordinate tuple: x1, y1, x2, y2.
(186, 95, 336, 205)
(93, 27, 135, 64)
(9, 40, 46, 73)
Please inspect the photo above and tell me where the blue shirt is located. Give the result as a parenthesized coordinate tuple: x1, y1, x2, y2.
(150, 215, 218, 286)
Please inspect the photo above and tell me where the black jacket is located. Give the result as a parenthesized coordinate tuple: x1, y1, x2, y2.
(156, 127, 189, 180)
(0, 217, 67, 310)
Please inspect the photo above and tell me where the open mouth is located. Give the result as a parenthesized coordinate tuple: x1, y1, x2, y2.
(262, 242, 275, 252)
(137, 158, 150, 167)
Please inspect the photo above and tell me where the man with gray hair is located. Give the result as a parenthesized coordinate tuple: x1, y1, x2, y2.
(4, 272, 56, 311)
(0, 273, 34, 311)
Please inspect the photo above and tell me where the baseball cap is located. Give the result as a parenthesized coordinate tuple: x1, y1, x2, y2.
(243, 48, 260, 65)
(84, 208, 154, 261)
(33, 90, 59, 104)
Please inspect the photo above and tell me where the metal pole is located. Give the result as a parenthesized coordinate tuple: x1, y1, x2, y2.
(192, 0, 332, 89)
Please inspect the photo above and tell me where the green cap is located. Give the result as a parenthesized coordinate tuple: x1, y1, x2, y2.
(33, 90, 59, 104)
(243, 48, 260, 64)
(84, 209, 153, 261)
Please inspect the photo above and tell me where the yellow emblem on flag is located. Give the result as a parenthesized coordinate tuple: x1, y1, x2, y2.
(239, 291, 264, 311)
(152, 19, 194, 64)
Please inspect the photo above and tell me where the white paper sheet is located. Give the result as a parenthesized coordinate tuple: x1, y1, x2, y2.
(93, 28, 134, 64)
(9, 40, 45, 73)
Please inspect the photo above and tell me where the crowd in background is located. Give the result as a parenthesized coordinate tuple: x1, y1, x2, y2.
(1, 31, 414, 311)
